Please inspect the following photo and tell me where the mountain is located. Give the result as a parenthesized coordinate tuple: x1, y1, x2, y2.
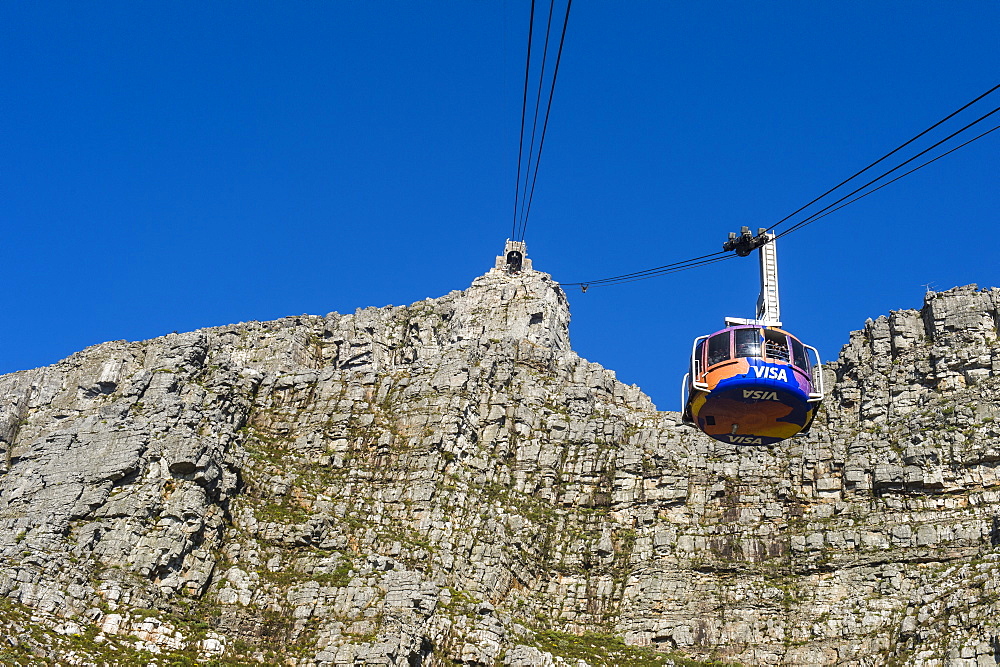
(2, 251, 999, 666)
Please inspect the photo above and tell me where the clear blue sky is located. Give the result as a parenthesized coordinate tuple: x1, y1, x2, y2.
(2, 1, 998, 409)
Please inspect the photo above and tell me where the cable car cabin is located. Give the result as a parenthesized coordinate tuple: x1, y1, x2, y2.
(682, 325, 824, 445)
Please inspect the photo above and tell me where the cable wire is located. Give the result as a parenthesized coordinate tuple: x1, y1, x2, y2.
(511, 0, 536, 240)
(517, 0, 573, 242)
(514, 0, 557, 242)
(773, 104, 999, 238)
(510, 0, 572, 243)
(562, 252, 735, 288)
(767, 83, 1000, 235)
(563, 250, 729, 286)
(774, 123, 1000, 241)
(573, 255, 739, 289)
(564, 87, 1000, 289)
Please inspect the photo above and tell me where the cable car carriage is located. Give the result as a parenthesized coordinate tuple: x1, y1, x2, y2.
(682, 228, 824, 445)
(682, 324, 823, 445)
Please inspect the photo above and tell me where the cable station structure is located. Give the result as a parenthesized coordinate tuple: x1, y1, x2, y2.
(563, 82, 1000, 290)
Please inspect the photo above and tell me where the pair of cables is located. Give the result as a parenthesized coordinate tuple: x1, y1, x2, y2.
(769, 83, 1000, 242)
(566, 83, 1000, 289)
(511, 0, 573, 244)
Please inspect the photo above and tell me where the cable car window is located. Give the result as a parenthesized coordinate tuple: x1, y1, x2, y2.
(791, 337, 809, 372)
(695, 338, 706, 372)
(734, 328, 761, 358)
(707, 332, 731, 366)
(764, 329, 790, 361)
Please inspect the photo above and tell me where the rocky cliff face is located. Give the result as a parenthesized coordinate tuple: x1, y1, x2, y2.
(1, 264, 999, 666)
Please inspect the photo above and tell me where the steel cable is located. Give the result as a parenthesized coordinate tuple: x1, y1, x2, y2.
(511, 0, 537, 240)
(517, 0, 573, 243)
(514, 0, 557, 242)
(773, 104, 999, 239)
(564, 86, 1000, 289)
(768, 83, 1000, 235)
(510, 0, 572, 243)
(774, 123, 1000, 241)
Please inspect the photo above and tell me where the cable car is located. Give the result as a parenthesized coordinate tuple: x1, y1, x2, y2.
(681, 228, 824, 445)
(682, 324, 823, 445)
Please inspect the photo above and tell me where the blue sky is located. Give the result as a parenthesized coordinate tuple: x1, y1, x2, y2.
(2, 1, 998, 410)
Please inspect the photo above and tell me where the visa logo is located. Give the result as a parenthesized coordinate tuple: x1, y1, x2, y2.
(751, 366, 788, 382)
(743, 390, 779, 400)
(729, 435, 763, 444)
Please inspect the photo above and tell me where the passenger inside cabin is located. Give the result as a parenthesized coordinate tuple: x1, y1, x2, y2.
(707, 332, 730, 366)
(764, 329, 790, 361)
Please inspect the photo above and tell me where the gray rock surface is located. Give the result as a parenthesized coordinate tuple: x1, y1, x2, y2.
(1, 265, 1000, 666)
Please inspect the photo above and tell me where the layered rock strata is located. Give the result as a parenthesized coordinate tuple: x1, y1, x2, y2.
(1, 266, 999, 666)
